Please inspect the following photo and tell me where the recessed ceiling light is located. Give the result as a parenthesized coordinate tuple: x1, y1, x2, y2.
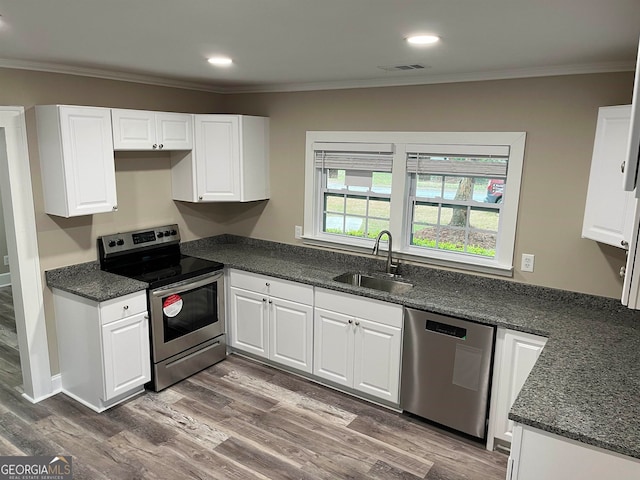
(406, 35, 440, 45)
(207, 57, 233, 66)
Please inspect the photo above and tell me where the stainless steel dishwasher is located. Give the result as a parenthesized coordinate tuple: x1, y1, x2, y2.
(401, 307, 495, 439)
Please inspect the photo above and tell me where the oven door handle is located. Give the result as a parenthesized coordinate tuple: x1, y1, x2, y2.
(150, 270, 223, 298)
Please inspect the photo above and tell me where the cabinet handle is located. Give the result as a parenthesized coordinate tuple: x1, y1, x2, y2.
(621, 161, 626, 173)
(153, 144, 158, 149)
(159, 144, 164, 149)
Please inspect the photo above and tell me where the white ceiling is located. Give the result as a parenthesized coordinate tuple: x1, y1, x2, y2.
(0, 0, 639, 93)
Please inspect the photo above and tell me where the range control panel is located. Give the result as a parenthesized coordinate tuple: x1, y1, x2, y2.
(99, 224, 180, 257)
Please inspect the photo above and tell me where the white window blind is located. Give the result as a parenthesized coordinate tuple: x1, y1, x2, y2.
(406, 144, 509, 177)
(314, 143, 394, 172)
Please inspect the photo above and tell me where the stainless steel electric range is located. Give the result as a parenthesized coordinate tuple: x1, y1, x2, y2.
(98, 224, 226, 391)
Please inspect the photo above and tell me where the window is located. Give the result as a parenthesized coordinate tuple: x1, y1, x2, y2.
(304, 133, 525, 275)
(406, 145, 509, 259)
(315, 144, 393, 240)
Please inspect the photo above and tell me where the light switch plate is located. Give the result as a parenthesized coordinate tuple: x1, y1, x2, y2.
(294, 225, 303, 239)
(3, 255, 8, 266)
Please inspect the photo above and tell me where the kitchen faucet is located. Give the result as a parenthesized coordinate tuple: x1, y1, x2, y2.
(372, 230, 398, 275)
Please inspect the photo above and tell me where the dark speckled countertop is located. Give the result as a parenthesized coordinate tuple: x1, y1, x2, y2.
(46, 234, 640, 460)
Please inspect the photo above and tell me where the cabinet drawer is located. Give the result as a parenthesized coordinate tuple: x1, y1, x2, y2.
(229, 269, 313, 304)
(315, 288, 402, 328)
(100, 291, 147, 325)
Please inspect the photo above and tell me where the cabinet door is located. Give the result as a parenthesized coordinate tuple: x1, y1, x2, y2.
(59, 106, 117, 216)
(492, 330, 546, 445)
(582, 105, 636, 247)
(194, 115, 241, 201)
(313, 308, 353, 388)
(111, 109, 156, 150)
(353, 318, 402, 403)
(102, 311, 151, 401)
(229, 286, 268, 358)
(269, 297, 313, 373)
(155, 113, 193, 150)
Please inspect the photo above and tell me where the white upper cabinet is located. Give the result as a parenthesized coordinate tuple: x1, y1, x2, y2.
(171, 114, 270, 202)
(111, 109, 193, 151)
(35, 105, 117, 217)
(582, 105, 636, 248)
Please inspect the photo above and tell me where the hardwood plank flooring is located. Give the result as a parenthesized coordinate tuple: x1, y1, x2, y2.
(0, 285, 507, 479)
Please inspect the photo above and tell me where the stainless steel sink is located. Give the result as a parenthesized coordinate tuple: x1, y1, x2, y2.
(333, 272, 413, 294)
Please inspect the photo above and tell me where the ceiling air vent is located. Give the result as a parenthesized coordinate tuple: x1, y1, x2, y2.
(377, 63, 429, 72)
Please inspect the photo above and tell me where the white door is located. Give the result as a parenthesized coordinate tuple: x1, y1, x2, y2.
(111, 109, 156, 150)
(101, 312, 150, 401)
(229, 287, 268, 358)
(494, 331, 546, 444)
(313, 308, 353, 388)
(269, 297, 313, 373)
(155, 113, 193, 150)
(59, 106, 117, 216)
(353, 318, 402, 403)
(195, 115, 241, 201)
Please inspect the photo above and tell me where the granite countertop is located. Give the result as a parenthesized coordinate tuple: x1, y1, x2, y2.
(46, 235, 640, 460)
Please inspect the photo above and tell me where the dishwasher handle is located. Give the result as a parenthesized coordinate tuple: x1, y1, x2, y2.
(425, 319, 467, 339)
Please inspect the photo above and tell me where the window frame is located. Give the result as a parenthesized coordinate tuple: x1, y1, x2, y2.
(304, 131, 526, 275)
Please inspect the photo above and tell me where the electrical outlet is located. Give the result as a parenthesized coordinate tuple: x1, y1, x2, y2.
(521, 253, 535, 272)
(294, 225, 303, 239)
(3, 255, 8, 266)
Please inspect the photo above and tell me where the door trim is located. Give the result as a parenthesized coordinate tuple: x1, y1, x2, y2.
(0, 106, 53, 401)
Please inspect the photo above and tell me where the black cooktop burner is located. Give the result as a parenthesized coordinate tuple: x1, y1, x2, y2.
(106, 254, 224, 290)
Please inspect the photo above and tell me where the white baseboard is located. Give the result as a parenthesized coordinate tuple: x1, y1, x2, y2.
(0, 272, 11, 287)
(21, 374, 62, 404)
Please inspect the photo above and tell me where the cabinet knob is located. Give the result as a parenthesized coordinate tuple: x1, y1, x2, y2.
(348, 319, 353, 324)
(269, 300, 273, 304)
(159, 144, 164, 149)
(262, 298, 267, 302)
(123, 305, 128, 310)
(152, 144, 158, 149)
(620, 266, 626, 279)
(112, 205, 118, 210)
(621, 161, 626, 173)
(265, 282, 270, 287)
(355, 321, 360, 326)
(198, 196, 203, 200)
(621, 240, 629, 249)
(144, 314, 149, 320)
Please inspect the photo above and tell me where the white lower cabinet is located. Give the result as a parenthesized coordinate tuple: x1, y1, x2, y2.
(487, 328, 547, 450)
(52, 289, 151, 412)
(228, 269, 313, 373)
(314, 288, 402, 404)
(508, 424, 640, 480)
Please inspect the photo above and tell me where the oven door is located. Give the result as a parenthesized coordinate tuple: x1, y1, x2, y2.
(149, 270, 225, 362)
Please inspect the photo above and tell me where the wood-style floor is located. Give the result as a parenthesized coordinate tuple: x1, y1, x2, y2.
(0, 286, 507, 479)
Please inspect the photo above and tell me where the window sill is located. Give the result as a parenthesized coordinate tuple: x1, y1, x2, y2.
(301, 235, 514, 278)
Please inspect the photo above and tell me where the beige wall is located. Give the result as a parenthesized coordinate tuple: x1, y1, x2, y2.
(0, 68, 633, 374)
(222, 73, 634, 298)
(0, 68, 268, 372)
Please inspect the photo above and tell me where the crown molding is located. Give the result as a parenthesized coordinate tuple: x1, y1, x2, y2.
(0, 58, 226, 93)
(227, 61, 635, 93)
(0, 58, 633, 95)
